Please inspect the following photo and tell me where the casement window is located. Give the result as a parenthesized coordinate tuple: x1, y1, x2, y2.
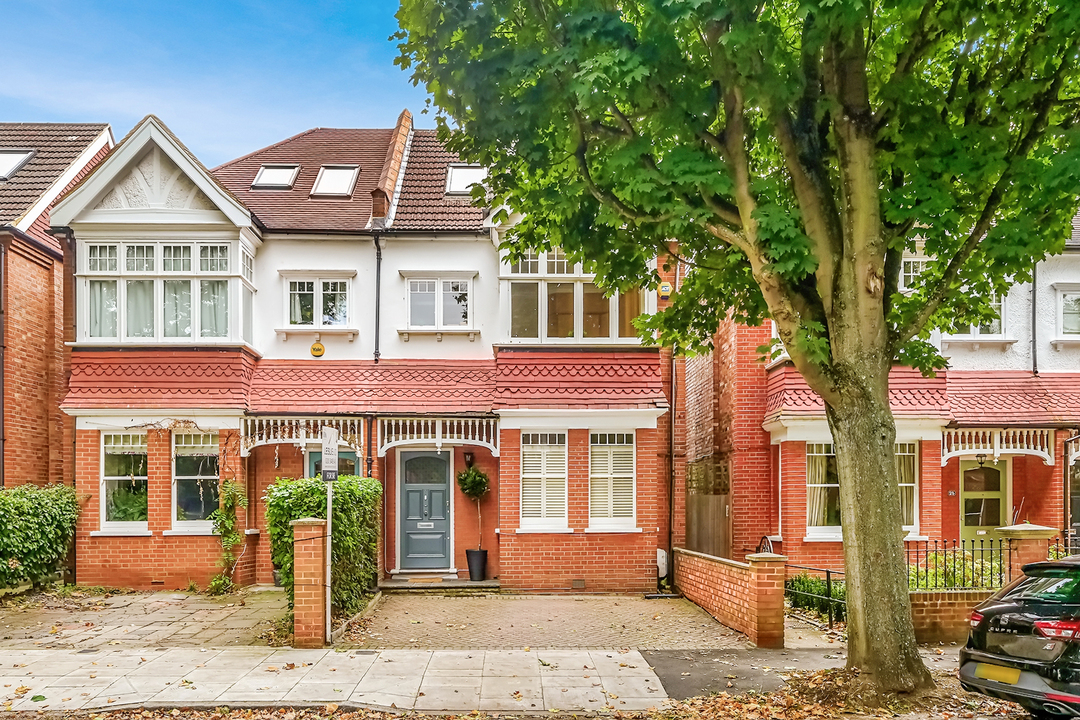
(899, 258, 928, 292)
(173, 433, 219, 531)
(1052, 283, 1080, 347)
(408, 278, 470, 329)
(102, 433, 148, 531)
(251, 164, 300, 190)
(806, 442, 919, 538)
(505, 249, 644, 343)
(589, 433, 635, 530)
(520, 432, 568, 530)
(446, 164, 487, 195)
(311, 165, 360, 197)
(288, 279, 349, 327)
(0, 150, 34, 181)
(949, 293, 1006, 338)
(80, 242, 242, 343)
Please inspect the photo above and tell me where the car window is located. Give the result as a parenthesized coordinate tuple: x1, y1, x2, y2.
(1002, 569, 1080, 603)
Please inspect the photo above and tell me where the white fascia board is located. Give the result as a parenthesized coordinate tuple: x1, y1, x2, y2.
(764, 416, 945, 444)
(15, 126, 113, 232)
(52, 117, 251, 228)
(72, 411, 242, 430)
(496, 408, 665, 430)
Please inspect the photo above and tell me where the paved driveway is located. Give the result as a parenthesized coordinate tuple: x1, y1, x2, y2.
(347, 594, 748, 650)
(0, 588, 286, 650)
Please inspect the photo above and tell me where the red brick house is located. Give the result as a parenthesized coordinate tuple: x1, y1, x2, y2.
(0, 123, 112, 488)
(50, 114, 681, 592)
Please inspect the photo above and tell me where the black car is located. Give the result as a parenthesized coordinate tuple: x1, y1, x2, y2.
(960, 556, 1080, 718)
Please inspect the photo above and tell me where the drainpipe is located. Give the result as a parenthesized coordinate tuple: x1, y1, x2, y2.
(1032, 262, 1039, 376)
(0, 235, 6, 488)
(373, 235, 383, 364)
(666, 257, 681, 586)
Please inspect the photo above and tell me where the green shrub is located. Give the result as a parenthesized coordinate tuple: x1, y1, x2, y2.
(0, 484, 80, 589)
(206, 480, 248, 595)
(785, 572, 846, 621)
(907, 549, 1005, 589)
(265, 475, 381, 615)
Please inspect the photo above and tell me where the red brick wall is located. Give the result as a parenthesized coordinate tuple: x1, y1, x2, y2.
(496, 427, 660, 592)
(909, 589, 992, 643)
(291, 519, 327, 648)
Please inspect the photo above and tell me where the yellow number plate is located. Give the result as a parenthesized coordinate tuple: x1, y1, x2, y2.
(974, 663, 1021, 684)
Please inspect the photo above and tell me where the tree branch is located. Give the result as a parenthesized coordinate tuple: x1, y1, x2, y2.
(873, 0, 941, 133)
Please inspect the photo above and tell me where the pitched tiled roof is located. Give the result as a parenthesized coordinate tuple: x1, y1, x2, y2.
(494, 349, 668, 409)
(0, 123, 109, 225)
(764, 365, 950, 420)
(63, 350, 256, 410)
(212, 128, 394, 232)
(248, 360, 496, 414)
(947, 371, 1080, 426)
(392, 130, 487, 232)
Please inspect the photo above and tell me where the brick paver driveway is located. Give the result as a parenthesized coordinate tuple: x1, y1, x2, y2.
(0, 588, 286, 650)
(347, 594, 747, 650)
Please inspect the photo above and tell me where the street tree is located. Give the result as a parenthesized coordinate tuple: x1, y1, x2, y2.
(396, 0, 1080, 694)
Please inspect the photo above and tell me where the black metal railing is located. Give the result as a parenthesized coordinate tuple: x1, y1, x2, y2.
(1049, 536, 1080, 559)
(905, 538, 1010, 590)
(785, 564, 846, 628)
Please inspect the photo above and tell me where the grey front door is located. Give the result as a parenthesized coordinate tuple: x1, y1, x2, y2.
(400, 451, 451, 569)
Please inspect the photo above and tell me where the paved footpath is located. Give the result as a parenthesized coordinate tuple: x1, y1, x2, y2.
(0, 647, 670, 713)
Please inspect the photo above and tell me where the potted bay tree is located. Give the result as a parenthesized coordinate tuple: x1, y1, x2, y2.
(456, 458, 490, 581)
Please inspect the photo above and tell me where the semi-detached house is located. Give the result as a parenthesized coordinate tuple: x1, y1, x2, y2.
(50, 113, 680, 592)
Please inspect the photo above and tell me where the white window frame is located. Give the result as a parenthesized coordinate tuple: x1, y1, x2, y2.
(519, 431, 569, 531)
(945, 292, 1007, 340)
(100, 433, 149, 534)
(588, 431, 636, 531)
(77, 240, 242, 344)
(171, 433, 220, 534)
(501, 249, 646, 344)
(1053, 282, 1080, 348)
(445, 164, 488, 195)
(895, 442, 919, 534)
(406, 276, 473, 330)
(899, 256, 928, 292)
(251, 164, 300, 190)
(310, 164, 360, 197)
(284, 277, 351, 329)
(0, 150, 34, 181)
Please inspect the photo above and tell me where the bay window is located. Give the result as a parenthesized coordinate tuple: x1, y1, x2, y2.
(79, 241, 246, 344)
(102, 433, 148, 531)
(520, 432, 568, 530)
(505, 249, 645, 343)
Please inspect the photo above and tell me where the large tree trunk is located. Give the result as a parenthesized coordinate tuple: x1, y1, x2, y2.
(825, 360, 932, 693)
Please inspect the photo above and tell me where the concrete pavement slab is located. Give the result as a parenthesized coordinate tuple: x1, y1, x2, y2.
(414, 675, 482, 711)
(283, 682, 356, 703)
(479, 674, 544, 711)
(150, 681, 232, 703)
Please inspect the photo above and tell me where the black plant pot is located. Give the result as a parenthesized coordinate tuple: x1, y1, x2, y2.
(466, 549, 488, 582)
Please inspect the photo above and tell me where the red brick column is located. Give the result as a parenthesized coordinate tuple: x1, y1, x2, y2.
(748, 552, 786, 649)
(998, 523, 1057, 582)
(291, 518, 327, 648)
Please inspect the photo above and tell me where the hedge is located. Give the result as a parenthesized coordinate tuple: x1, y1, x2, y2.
(0, 484, 80, 588)
(265, 475, 381, 615)
(785, 572, 847, 621)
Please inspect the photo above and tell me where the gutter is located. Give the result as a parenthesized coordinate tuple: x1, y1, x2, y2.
(4, 224, 64, 263)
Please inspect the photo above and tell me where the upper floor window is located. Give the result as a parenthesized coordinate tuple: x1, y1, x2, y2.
(899, 258, 928, 292)
(1064, 293, 1080, 335)
(948, 293, 1006, 339)
(311, 165, 359, 197)
(79, 241, 240, 343)
(446, 164, 487, 195)
(0, 150, 34, 181)
(251, 164, 299, 190)
(408, 278, 470, 329)
(505, 249, 644, 343)
(288, 279, 349, 327)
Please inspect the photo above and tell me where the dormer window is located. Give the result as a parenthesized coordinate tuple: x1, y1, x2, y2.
(311, 165, 359, 197)
(0, 150, 34, 181)
(446, 164, 487, 195)
(251, 164, 300, 189)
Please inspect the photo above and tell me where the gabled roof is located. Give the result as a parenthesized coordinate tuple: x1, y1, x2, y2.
(393, 130, 487, 232)
(0, 123, 111, 227)
(212, 128, 394, 233)
(51, 115, 251, 228)
(494, 349, 668, 410)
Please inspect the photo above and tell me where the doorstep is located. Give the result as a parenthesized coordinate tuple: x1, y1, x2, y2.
(378, 576, 501, 594)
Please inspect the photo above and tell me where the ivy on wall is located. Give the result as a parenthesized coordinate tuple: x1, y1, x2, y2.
(0, 484, 80, 589)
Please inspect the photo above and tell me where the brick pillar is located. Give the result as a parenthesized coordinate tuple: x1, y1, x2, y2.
(998, 523, 1058, 582)
(291, 518, 327, 648)
(748, 552, 787, 649)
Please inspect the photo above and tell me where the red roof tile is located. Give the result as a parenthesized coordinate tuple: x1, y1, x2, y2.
(248, 359, 496, 414)
(765, 365, 950, 420)
(947, 371, 1080, 426)
(63, 350, 256, 410)
(212, 128, 394, 232)
(392, 130, 487, 232)
(494, 349, 668, 409)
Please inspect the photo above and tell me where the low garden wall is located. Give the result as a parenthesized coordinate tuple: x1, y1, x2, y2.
(910, 589, 994, 643)
(674, 547, 785, 648)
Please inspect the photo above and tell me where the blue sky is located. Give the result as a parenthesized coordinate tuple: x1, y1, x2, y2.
(2, 0, 434, 167)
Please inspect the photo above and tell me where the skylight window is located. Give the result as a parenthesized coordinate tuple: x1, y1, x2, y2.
(251, 164, 300, 189)
(446, 165, 487, 195)
(0, 150, 34, 181)
(311, 165, 360, 197)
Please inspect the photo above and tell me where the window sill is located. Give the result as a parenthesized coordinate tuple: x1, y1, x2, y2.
(941, 338, 1017, 351)
(245, 528, 260, 535)
(515, 527, 573, 534)
(803, 534, 843, 543)
(904, 534, 928, 542)
(398, 328, 478, 342)
(275, 327, 358, 342)
(1052, 338, 1080, 350)
(495, 340, 645, 348)
(584, 527, 642, 533)
(90, 529, 153, 538)
(69, 340, 252, 349)
(163, 529, 217, 536)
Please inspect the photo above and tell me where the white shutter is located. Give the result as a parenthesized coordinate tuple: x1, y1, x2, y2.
(519, 436, 568, 528)
(590, 447, 612, 518)
(521, 448, 544, 518)
(588, 433, 635, 529)
(543, 445, 567, 519)
(610, 446, 634, 518)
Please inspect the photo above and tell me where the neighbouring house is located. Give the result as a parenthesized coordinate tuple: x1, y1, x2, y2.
(50, 113, 681, 591)
(681, 230, 1080, 569)
(0, 123, 113, 488)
